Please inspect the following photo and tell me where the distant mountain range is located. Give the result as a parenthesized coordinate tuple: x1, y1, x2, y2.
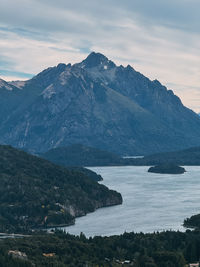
(41, 144, 200, 167)
(132, 146, 200, 166)
(1, 52, 200, 155)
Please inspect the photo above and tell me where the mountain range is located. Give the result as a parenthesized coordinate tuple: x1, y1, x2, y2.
(40, 144, 200, 167)
(131, 146, 200, 166)
(1, 52, 200, 155)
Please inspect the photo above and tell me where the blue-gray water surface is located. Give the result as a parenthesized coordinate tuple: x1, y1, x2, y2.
(63, 166, 200, 237)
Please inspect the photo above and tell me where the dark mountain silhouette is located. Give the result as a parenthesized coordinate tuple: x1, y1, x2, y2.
(41, 144, 122, 167)
(131, 146, 200, 165)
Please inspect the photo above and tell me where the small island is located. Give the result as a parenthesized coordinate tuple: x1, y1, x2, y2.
(148, 164, 186, 174)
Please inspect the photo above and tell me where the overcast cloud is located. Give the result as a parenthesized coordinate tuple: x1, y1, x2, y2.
(0, 0, 199, 111)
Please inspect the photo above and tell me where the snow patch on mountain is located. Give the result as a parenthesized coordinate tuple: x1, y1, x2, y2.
(42, 84, 56, 99)
(9, 80, 26, 89)
(0, 79, 13, 91)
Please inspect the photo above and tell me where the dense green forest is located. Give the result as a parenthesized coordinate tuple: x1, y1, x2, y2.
(0, 145, 122, 233)
(1, 229, 200, 266)
(184, 214, 200, 229)
(40, 144, 123, 167)
(66, 166, 103, 181)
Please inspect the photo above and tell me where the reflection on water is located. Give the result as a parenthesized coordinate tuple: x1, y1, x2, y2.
(63, 166, 200, 237)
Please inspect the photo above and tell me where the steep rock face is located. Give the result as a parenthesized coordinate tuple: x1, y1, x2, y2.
(80, 53, 200, 139)
(1, 52, 200, 155)
(0, 79, 23, 123)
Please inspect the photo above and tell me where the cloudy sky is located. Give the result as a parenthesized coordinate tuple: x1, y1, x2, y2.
(0, 0, 200, 111)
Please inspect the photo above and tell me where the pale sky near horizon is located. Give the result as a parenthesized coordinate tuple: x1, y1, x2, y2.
(0, 0, 200, 112)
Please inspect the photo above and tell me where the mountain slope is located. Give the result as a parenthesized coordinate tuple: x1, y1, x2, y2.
(131, 146, 200, 165)
(41, 144, 123, 167)
(0, 145, 122, 233)
(40, 144, 200, 167)
(79, 53, 200, 141)
(1, 52, 200, 154)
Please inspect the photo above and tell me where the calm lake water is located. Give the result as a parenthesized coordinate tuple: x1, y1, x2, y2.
(63, 166, 200, 237)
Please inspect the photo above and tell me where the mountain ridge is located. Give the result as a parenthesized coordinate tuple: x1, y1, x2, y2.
(1, 52, 200, 155)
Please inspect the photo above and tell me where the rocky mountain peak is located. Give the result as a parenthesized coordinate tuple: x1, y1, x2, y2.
(0, 78, 7, 86)
(80, 52, 115, 69)
(56, 63, 68, 71)
(1, 51, 200, 155)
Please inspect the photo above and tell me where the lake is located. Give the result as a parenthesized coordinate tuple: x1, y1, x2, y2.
(63, 166, 200, 237)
